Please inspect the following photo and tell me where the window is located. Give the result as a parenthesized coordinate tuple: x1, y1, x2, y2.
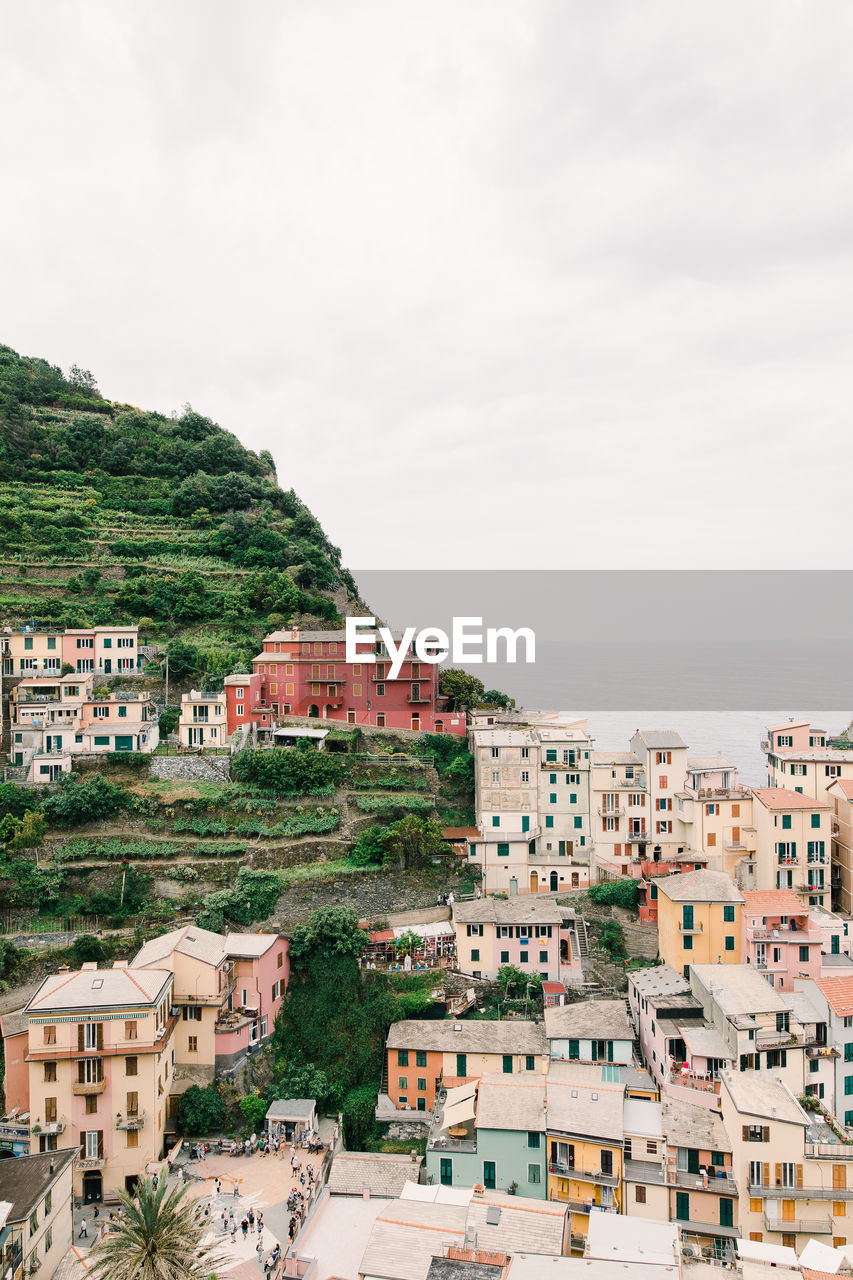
(456, 1053, 467, 1077)
(528, 1131, 541, 1147)
(183, 1005, 201, 1021)
(675, 1192, 690, 1221)
(416, 1050, 427, 1067)
(471, 949, 480, 961)
(44, 1061, 56, 1083)
(43, 1025, 56, 1045)
(440, 1158, 452, 1186)
(799, 945, 810, 962)
(398, 1050, 409, 1066)
(492, 816, 500, 828)
(724, 936, 735, 951)
(812, 813, 821, 828)
(502, 1055, 513, 1074)
(417, 1079, 427, 1092)
(126, 1056, 138, 1077)
(723, 905, 735, 922)
(44, 1096, 57, 1122)
(635, 1186, 647, 1204)
(521, 770, 529, 783)
(85, 1094, 98, 1115)
(720, 1198, 734, 1227)
(500, 950, 509, 963)
(497, 843, 509, 857)
(528, 1164, 541, 1184)
(398, 1077, 408, 1090)
(483, 1161, 496, 1189)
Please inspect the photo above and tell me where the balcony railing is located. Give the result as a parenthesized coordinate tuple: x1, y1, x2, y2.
(750, 1181, 853, 1201)
(755, 1028, 798, 1049)
(77, 1155, 106, 1170)
(669, 1168, 738, 1195)
(668, 1069, 721, 1095)
(115, 1112, 146, 1130)
(548, 1161, 619, 1187)
(407, 694, 432, 704)
(32, 1119, 66, 1136)
(679, 921, 704, 935)
(73, 1079, 106, 1095)
(598, 807, 625, 819)
(626, 831, 648, 843)
(763, 1213, 831, 1234)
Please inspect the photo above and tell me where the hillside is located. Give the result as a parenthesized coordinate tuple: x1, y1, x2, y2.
(0, 344, 358, 665)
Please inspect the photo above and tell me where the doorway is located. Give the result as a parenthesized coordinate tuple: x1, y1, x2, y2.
(307, 705, 319, 717)
(83, 1172, 102, 1204)
(530, 871, 539, 893)
(509, 878, 517, 896)
(550, 871, 559, 892)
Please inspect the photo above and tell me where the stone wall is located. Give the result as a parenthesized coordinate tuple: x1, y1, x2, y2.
(149, 755, 232, 782)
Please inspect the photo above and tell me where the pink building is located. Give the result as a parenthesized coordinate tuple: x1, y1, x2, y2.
(741, 890, 823, 991)
(452, 898, 584, 985)
(223, 629, 467, 737)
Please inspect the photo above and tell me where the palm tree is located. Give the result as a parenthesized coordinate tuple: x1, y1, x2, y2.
(89, 1176, 227, 1280)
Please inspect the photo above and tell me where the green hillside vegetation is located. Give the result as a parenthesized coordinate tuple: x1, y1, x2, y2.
(0, 344, 358, 657)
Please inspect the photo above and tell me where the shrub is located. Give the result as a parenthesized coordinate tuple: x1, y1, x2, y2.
(587, 880, 639, 910)
(232, 748, 343, 794)
(178, 1085, 226, 1135)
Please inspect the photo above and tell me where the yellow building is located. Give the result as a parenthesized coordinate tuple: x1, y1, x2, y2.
(546, 1079, 624, 1252)
(177, 690, 228, 748)
(653, 869, 744, 978)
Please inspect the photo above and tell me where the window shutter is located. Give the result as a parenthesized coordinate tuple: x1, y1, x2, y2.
(775, 1163, 782, 1187)
(98, 1131, 104, 1157)
(97, 1023, 104, 1050)
(77, 1062, 85, 1085)
(763, 1126, 770, 1142)
(78, 1024, 84, 1052)
(742, 1126, 749, 1142)
(763, 1162, 770, 1187)
(796, 1164, 803, 1188)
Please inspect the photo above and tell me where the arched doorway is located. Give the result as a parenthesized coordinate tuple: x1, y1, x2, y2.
(435, 721, 444, 735)
(347, 709, 356, 724)
(530, 871, 539, 893)
(307, 704, 319, 718)
(550, 871, 558, 892)
(83, 1171, 102, 1204)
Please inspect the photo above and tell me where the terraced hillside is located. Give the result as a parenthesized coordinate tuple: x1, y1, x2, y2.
(0, 344, 358, 654)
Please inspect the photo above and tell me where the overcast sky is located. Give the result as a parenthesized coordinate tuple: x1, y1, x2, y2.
(2, 1, 852, 571)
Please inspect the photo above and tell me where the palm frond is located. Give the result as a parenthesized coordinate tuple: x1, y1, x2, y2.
(89, 1177, 229, 1280)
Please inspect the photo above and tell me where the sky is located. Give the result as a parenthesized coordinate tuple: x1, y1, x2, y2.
(2, 1, 852, 571)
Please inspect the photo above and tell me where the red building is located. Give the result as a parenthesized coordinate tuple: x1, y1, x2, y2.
(223, 629, 467, 736)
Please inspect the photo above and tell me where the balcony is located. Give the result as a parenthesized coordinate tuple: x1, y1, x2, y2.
(668, 1069, 721, 1095)
(548, 1161, 619, 1188)
(77, 1155, 106, 1170)
(626, 831, 648, 843)
(73, 1079, 106, 1095)
(669, 1168, 738, 1195)
(115, 1112, 146, 1130)
(32, 1118, 65, 1136)
(807, 1045, 839, 1059)
(750, 1181, 853, 1201)
(679, 921, 704, 936)
(598, 807, 625, 819)
(755, 1028, 798, 1049)
(407, 693, 433, 704)
(763, 1213, 831, 1235)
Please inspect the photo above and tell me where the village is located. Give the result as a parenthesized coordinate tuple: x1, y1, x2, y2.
(2, 622, 853, 1280)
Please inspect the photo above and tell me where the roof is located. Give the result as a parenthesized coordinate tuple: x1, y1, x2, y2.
(224, 933, 280, 959)
(687, 756, 736, 772)
(812, 976, 853, 1017)
(133, 924, 227, 969)
(465, 1189, 567, 1256)
(25, 965, 171, 1014)
(750, 788, 831, 811)
(386, 1020, 547, 1056)
(425, 1259, 503, 1280)
(741, 890, 807, 917)
(475, 1075, 547, 1132)
(592, 752, 641, 766)
(453, 898, 570, 927)
(622, 1098, 662, 1139)
(689, 965, 788, 1016)
(661, 1095, 731, 1152)
(359, 1199, 469, 1280)
(827, 778, 853, 801)
(628, 965, 691, 1001)
(633, 731, 687, 750)
(442, 827, 482, 840)
(472, 729, 538, 748)
(586, 1212, 679, 1266)
(327, 1152, 422, 1198)
(0, 1149, 77, 1222)
(0, 1009, 28, 1039)
(678, 1024, 734, 1061)
(719, 1069, 808, 1125)
(545, 999, 633, 1042)
(651, 870, 743, 904)
(546, 1080, 624, 1141)
(781, 988, 825, 1026)
(265, 1098, 316, 1121)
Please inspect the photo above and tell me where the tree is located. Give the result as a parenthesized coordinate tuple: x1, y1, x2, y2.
(497, 964, 543, 998)
(483, 689, 515, 709)
(67, 364, 100, 397)
(89, 1176, 225, 1280)
(274, 1063, 333, 1110)
(288, 904, 368, 962)
(239, 1091, 269, 1133)
(176, 1085, 225, 1135)
(0, 809, 46, 853)
(382, 815, 447, 872)
(342, 1084, 379, 1150)
(158, 705, 180, 737)
(349, 823, 388, 867)
(439, 669, 486, 711)
(72, 934, 105, 964)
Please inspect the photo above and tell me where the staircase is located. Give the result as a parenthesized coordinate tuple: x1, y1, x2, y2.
(625, 996, 644, 1067)
(575, 919, 591, 967)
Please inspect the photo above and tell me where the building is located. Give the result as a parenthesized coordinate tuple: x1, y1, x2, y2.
(653, 869, 744, 976)
(622, 1097, 669, 1225)
(741, 891, 824, 992)
(425, 1075, 548, 1197)
(660, 1094, 738, 1258)
(545, 1000, 635, 1067)
(17, 962, 177, 1204)
(328, 1152, 422, 1198)
(628, 965, 730, 1102)
(451, 898, 584, 984)
(3, 626, 142, 678)
(243, 628, 465, 735)
(546, 1079, 624, 1251)
(383, 1020, 548, 1112)
(177, 690, 229, 749)
(827, 779, 853, 913)
(679, 758, 756, 875)
(795, 976, 853, 1127)
(763, 721, 853, 803)
(470, 717, 593, 896)
(0, 1150, 76, 1280)
(748, 789, 833, 909)
(8, 680, 158, 781)
(132, 924, 288, 1082)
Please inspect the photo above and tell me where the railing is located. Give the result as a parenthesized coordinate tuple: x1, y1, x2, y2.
(805, 1139, 853, 1159)
(115, 1112, 146, 1130)
(598, 807, 625, 819)
(807, 1045, 838, 1058)
(73, 1079, 106, 1095)
(668, 1069, 721, 1094)
(32, 1119, 66, 1136)
(755, 1028, 798, 1049)
(679, 921, 704, 935)
(626, 831, 648, 843)
(548, 1161, 618, 1186)
(763, 1213, 831, 1234)
(750, 1181, 853, 1201)
(669, 1168, 737, 1195)
(77, 1155, 106, 1170)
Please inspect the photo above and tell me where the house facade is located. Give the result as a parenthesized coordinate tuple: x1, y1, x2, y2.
(8, 681, 158, 781)
(384, 1020, 548, 1112)
(653, 869, 744, 976)
(451, 898, 584, 984)
(748, 788, 832, 909)
(3, 626, 142, 678)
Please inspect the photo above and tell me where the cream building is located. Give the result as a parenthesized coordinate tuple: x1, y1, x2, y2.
(177, 690, 228, 748)
(747, 788, 832, 909)
(764, 720, 853, 803)
(0, 1150, 77, 1280)
(827, 779, 853, 913)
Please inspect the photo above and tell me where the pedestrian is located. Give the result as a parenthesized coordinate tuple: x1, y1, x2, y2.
(288, 1217, 297, 1242)
(221, 1211, 228, 1232)
(241, 1218, 249, 1239)
(233, 1181, 239, 1199)
(215, 1178, 221, 1196)
(78, 1218, 88, 1240)
(256, 1240, 264, 1258)
(248, 1207, 255, 1226)
(153, 1173, 158, 1190)
(300, 1171, 305, 1187)
(257, 1219, 263, 1235)
(231, 1224, 237, 1241)
(475, 885, 481, 899)
(229, 1206, 235, 1221)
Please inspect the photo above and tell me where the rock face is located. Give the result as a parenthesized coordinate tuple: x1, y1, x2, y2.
(150, 756, 232, 783)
